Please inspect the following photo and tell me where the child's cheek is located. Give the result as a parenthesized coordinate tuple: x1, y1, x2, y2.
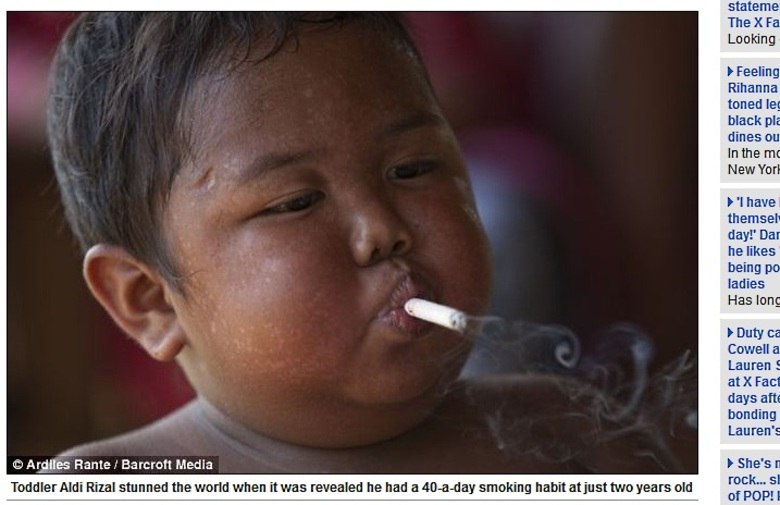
(426, 181, 492, 312)
(451, 174, 484, 226)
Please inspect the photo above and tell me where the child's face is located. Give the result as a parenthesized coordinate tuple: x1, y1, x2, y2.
(164, 23, 492, 446)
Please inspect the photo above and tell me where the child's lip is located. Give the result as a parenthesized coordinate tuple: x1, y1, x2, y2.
(378, 273, 436, 338)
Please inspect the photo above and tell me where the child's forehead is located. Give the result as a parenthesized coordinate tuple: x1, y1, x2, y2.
(224, 23, 424, 98)
(182, 24, 436, 178)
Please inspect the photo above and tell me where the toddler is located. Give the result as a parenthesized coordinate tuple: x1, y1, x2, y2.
(48, 12, 679, 473)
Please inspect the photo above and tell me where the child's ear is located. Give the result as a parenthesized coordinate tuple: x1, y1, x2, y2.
(83, 244, 186, 362)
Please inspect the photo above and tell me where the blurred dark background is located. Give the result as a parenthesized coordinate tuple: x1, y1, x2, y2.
(8, 12, 697, 458)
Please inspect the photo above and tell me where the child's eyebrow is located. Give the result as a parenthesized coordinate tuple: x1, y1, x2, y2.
(379, 112, 446, 140)
(232, 148, 326, 187)
(223, 112, 446, 188)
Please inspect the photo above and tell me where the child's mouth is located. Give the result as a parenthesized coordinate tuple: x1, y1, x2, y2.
(378, 274, 436, 338)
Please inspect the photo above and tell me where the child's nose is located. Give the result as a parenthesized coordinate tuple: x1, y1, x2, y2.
(349, 196, 413, 266)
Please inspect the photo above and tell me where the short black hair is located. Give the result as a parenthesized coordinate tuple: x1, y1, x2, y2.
(47, 12, 422, 291)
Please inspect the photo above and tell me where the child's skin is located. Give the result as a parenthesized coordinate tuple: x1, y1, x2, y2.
(80, 21, 670, 472)
(87, 23, 491, 446)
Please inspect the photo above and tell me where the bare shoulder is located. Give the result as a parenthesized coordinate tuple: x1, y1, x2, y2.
(455, 374, 684, 473)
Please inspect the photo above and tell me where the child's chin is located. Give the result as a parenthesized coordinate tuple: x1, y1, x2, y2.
(354, 359, 462, 410)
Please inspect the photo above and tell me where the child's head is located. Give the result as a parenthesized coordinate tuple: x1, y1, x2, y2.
(48, 13, 492, 448)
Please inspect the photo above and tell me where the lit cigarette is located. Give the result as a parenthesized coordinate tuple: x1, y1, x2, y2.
(404, 298, 469, 333)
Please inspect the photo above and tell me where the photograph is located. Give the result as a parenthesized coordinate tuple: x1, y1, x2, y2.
(8, 11, 697, 474)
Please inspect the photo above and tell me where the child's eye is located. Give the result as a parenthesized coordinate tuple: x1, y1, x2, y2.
(260, 191, 324, 216)
(388, 161, 436, 180)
